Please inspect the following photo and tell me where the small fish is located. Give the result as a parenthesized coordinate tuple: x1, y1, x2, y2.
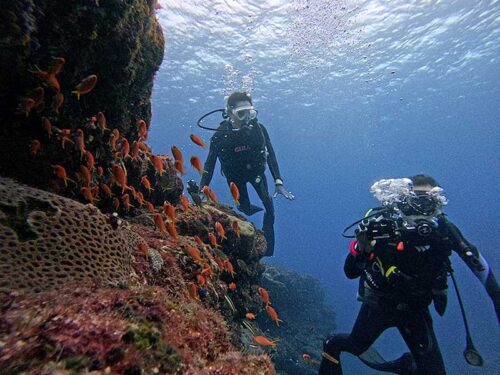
(180, 194, 190, 210)
(137, 242, 149, 256)
(75, 129, 86, 159)
(265, 305, 283, 326)
(166, 221, 179, 242)
(201, 266, 214, 278)
(52, 165, 73, 187)
(136, 191, 145, 207)
(196, 274, 206, 286)
(154, 213, 166, 235)
(30, 139, 41, 155)
(101, 183, 113, 198)
(81, 187, 97, 204)
(141, 175, 153, 192)
(229, 181, 240, 206)
(48, 56, 65, 75)
(79, 165, 92, 187)
(194, 235, 205, 249)
(72, 74, 98, 100)
(253, 335, 277, 347)
(137, 119, 148, 140)
(171, 145, 183, 162)
(137, 141, 150, 152)
(58, 128, 73, 149)
(42, 117, 52, 138)
(31, 66, 60, 91)
(145, 201, 155, 213)
(208, 232, 220, 248)
(97, 112, 109, 132)
(184, 244, 203, 263)
(120, 138, 131, 159)
(190, 134, 207, 148)
(190, 156, 204, 175)
(224, 259, 236, 278)
(112, 163, 128, 193)
(97, 166, 104, 177)
(228, 282, 237, 290)
(85, 150, 95, 171)
(113, 197, 120, 210)
(258, 287, 271, 305)
(214, 256, 225, 272)
(188, 281, 200, 301)
(51, 92, 64, 114)
(232, 220, 241, 238)
(302, 354, 320, 366)
(163, 201, 176, 222)
(122, 194, 133, 211)
(150, 154, 165, 175)
(174, 160, 186, 175)
(245, 312, 256, 320)
(215, 221, 227, 240)
(131, 141, 139, 160)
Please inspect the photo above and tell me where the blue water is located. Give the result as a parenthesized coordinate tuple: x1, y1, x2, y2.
(151, 1, 500, 373)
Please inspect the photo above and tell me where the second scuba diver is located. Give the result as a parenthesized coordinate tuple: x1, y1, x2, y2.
(319, 174, 500, 375)
(192, 92, 294, 256)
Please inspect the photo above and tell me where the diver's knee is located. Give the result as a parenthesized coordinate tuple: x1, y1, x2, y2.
(323, 334, 346, 355)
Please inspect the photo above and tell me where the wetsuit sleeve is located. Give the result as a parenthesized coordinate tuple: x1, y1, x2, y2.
(200, 133, 219, 188)
(344, 253, 365, 279)
(445, 218, 500, 322)
(260, 124, 282, 182)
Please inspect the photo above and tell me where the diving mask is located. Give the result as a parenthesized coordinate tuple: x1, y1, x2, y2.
(229, 104, 257, 123)
(397, 189, 445, 216)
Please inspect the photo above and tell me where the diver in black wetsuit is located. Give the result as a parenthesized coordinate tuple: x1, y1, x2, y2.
(199, 92, 294, 256)
(319, 175, 500, 375)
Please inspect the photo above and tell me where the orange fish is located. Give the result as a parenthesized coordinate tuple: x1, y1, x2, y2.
(30, 87, 45, 108)
(109, 129, 120, 151)
(215, 221, 227, 240)
(245, 312, 256, 319)
(228, 282, 237, 290)
(194, 235, 205, 249)
(137, 119, 148, 140)
(137, 242, 149, 256)
(174, 160, 186, 175)
(16, 97, 35, 117)
(253, 335, 277, 347)
(120, 138, 131, 159)
(51, 92, 64, 114)
(97, 166, 104, 177)
(224, 259, 236, 278)
(52, 165, 73, 187)
(58, 129, 73, 149)
(113, 197, 120, 210)
(171, 145, 183, 162)
(32, 66, 60, 91)
(136, 192, 145, 207)
(214, 256, 225, 272)
(79, 165, 92, 187)
(96, 112, 108, 133)
(75, 129, 86, 159)
(232, 220, 241, 238)
(72, 74, 97, 100)
(150, 155, 165, 175)
(137, 141, 150, 152)
(229, 181, 240, 206)
(202, 186, 218, 203)
(188, 281, 200, 301)
(85, 151, 95, 171)
(190, 134, 207, 148)
(185, 244, 203, 263)
(180, 194, 190, 210)
(81, 187, 97, 204)
(122, 194, 133, 211)
(196, 274, 206, 286)
(101, 183, 113, 198)
(141, 175, 153, 192)
(48, 56, 65, 75)
(190, 156, 204, 175)
(112, 163, 128, 193)
(128, 186, 138, 200)
(258, 287, 271, 305)
(166, 221, 179, 242)
(265, 305, 283, 326)
(131, 141, 139, 160)
(42, 117, 52, 138)
(163, 201, 176, 222)
(30, 139, 41, 155)
(154, 213, 166, 235)
(201, 266, 214, 278)
(145, 201, 155, 213)
(208, 232, 219, 248)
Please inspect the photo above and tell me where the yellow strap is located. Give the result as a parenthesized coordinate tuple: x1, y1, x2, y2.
(322, 352, 340, 365)
(385, 266, 398, 278)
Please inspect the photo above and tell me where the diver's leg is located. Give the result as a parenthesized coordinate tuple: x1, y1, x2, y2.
(250, 174, 275, 256)
(397, 309, 446, 375)
(319, 303, 394, 375)
(229, 178, 263, 216)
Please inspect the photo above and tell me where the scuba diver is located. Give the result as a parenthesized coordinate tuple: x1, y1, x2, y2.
(319, 174, 500, 375)
(191, 92, 294, 256)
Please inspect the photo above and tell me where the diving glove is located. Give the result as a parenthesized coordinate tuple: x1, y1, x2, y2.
(355, 227, 376, 255)
(273, 181, 295, 200)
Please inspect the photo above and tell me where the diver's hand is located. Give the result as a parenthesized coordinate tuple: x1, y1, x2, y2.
(273, 184, 294, 200)
(355, 228, 376, 254)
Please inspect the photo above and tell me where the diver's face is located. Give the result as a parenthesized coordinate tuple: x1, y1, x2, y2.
(229, 100, 253, 128)
(413, 184, 433, 193)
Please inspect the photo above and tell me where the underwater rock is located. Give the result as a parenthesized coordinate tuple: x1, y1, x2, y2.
(0, 177, 131, 292)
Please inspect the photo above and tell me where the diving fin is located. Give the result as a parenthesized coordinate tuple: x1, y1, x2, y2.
(238, 204, 263, 216)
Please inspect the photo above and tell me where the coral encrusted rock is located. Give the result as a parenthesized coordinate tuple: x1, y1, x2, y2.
(0, 177, 131, 292)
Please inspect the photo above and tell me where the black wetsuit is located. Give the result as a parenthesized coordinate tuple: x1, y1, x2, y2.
(319, 214, 500, 375)
(200, 120, 282, 255)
